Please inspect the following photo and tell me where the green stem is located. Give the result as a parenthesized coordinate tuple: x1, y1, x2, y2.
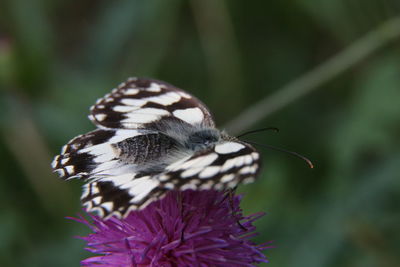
(224, 16, 400, 134)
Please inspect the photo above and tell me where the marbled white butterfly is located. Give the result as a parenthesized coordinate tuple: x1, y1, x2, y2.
(52, 78, 260, 219)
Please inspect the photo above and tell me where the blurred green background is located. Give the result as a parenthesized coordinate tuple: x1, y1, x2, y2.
(1, 0, 400, 266)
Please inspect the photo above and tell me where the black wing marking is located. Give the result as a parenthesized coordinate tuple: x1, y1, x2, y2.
(89, 77, 215, 130)
(80, 140, 260, 219)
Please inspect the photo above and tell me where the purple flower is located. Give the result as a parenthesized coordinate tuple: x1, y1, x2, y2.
(72, 190, 270, 266)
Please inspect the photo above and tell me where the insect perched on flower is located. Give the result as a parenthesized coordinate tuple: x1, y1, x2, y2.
(52, 78, 261, 219)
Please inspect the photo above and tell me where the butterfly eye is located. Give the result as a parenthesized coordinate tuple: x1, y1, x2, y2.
(204, 136, 215, 145)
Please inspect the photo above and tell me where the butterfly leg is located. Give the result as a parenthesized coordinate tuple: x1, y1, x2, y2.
(176, 191, 188, 243)
(225, 187, 248, 231)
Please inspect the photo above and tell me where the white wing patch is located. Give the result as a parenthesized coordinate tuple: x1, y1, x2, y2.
(173, 107, 204, 124)
(147, 82, 162, 92)
(215, 142, 245, 154)
(199, 166, 221, 178)
(124, 88, 139, 95)
(94, 114, 107, 122)
(127, 177, 160, 203)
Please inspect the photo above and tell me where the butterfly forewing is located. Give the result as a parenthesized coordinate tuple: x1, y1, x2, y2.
(89, 78, 215, 130)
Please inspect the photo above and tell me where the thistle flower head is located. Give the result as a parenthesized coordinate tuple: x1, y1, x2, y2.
(73, 190, 269, 266)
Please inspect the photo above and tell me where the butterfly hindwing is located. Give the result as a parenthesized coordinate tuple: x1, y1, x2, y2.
(81, 175, 164, 219)
(79, 140, 260, 219)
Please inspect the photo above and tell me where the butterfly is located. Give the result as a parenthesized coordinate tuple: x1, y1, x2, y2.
(52, 78, 261, 219)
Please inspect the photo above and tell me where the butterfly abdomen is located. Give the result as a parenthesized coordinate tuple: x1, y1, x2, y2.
(111, 133, 178, 165)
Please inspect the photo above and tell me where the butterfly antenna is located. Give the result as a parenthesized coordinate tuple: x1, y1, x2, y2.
(237, 127, 280, 138)
(245, 140, 314, 169)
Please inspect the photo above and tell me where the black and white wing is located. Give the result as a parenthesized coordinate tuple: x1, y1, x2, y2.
(81, 141, 260, 219)
(51, 129, 148, 180)
(81, 174, 164, 219)
(160, 141, 260, 191)
(89, 77, 215, 130)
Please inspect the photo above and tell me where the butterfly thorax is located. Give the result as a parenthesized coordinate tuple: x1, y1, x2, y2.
(151, 119, 225, 152)
(185, 128, 221, 151)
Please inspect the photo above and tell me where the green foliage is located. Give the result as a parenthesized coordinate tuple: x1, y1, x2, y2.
(1, 0, 399, 266)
